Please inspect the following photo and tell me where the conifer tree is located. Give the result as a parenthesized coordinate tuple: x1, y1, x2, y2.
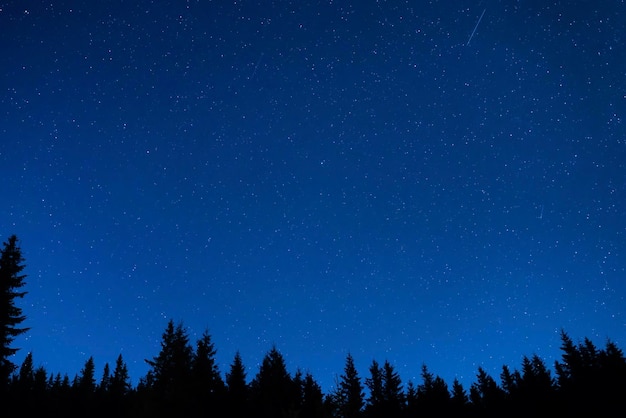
(450, 378, 469, 413)
(110, 354, 131, 398)
(300, 372, 325, 418)
(250, 345, 298, 418)
(225, 351, 248, 418)
(77, 356, 97, 394)
(0, 235, 29, 387)
(332, 353, 364, 418)
(469, 367, 505, 415)
(145, 320, 194, 416)
(32, 365, 48, 401)
(191, 330, 225, 415)
(364, 359, 384, 417)
(99, 363, 111, 394)
(381, 360, 404, 417)
(17, 351, 34, 391)
(416, 364, 450, 416)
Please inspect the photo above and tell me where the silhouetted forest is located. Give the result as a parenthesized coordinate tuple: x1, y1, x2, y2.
(2, 235, 626, 417)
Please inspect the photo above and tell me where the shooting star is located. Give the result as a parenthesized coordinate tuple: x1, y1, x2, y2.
(466, 8, 486, 46)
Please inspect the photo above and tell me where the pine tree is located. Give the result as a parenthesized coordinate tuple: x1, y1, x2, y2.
(10, 351, 35, 413)
(250, 345, 298, 418)
(145, 320, 194, 416)
(300, 372, 325, 418)
(0, 235, 29, 387)
(598, 339, 626, 410)
(381, 360, 404, 418)
(77, 356, 97, 394)
(101, 354, 131, 417)
(225, 351, 248, 418)
(469, 367, 505, 416)
(32, 366, 48, 401)
(331, 353, 364, 418)
(364, 359, 384, 417)
(99, 363, 111, 394)
(405, 380, 418, 415)
(110, 354, 131, 399)
(17, 351, 35, 391)
(450, 378, 469, 414)
(190, 330, 225, 415)
(416, 364, 450, 416)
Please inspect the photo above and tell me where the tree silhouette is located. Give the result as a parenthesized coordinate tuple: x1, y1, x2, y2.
(16, 351, 35, 392)
(364, 359, 384, 417)
(404, 380, 418, 415)
(299, 371, 326, 418)
(330, 353, 364, 418)
(450, 378, 469, 415)
(102, 354, 132, 417)
(72, 356, 97, 417)
(554, 331, 626, 414)
(1, 236, 626, 418)
(144, 320, 194, 417)
(110, 354, 131, 399)
(77, 356, 97, 394)
(598, 339, 626, 408)
(99, 363, 111, 394)
(469, 367, 505, 417)
(416, 364, 450, 417)
(190, 330, 225, 416)
(381, 360, 404, 418)
(225, 351, 248, 418)
(249, 345, 299, 418)
(0, 235, 29, 389)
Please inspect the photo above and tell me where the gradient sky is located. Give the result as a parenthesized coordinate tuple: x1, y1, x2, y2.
(1, 0, 625, 391)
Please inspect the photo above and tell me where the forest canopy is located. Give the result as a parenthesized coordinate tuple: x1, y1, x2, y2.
(2, 235, 625, 417)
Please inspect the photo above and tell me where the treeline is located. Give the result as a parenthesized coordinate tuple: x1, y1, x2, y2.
(4, 321, 626, 418)
(2, 235, 626, 417)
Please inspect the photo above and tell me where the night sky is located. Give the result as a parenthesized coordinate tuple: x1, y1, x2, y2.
(2, 1, 625, 391)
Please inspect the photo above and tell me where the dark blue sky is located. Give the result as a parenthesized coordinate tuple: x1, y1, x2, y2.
(2, 0, 625, 391)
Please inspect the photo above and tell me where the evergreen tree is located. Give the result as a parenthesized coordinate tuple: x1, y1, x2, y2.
(330, 353, 364, 418)
(225, 351, 248, 418)
(499, 364, 519, 398)
(598, 339, 626, 410)
(450, 378, 469, 414)
(300, 372, 325, 418)
(469, 367, 505, 417)
(71, 356, 97, 417)
(381, 360, 404, 418)
(0, 235, 29, 388)
(32, 366, 48, 404)
(17, 351, 35, 391)
(110, 354, 131, 398)
(521, 355, 555, 401)
(99, 362, 111, 394)
(103, 354, 132, 418)
(554, 330, 581, 390)
(555, 332, 626, 414)
(250, 345, 298, 418)
(10, 352, 35, 414)
(77, 356, 97, 394)
(145, 320, 194, 417)
(416, 364, 450, 416)
(364, 359, 384, 417)
(190, 330, 226, 416)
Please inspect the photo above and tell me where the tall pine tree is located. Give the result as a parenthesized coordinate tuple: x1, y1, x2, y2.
(190, 330, 225, 415)
(0, 235, 29, 387)
(226, 351, 248, 418)
(331, 353, 364, 418)
(145, 320, 194, 416)
(364, 359, 384, 418)
(250, 345, 298, 418)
